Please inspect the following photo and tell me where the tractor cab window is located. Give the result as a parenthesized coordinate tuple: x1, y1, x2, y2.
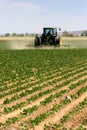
(43, 28, 53, 36)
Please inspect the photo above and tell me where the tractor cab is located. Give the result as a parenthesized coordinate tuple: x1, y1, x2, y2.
(43, 28, 57, 36)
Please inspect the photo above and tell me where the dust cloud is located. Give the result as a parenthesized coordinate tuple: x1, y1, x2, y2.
(9, 42, 30, 50)
(8, 40, 34, 50)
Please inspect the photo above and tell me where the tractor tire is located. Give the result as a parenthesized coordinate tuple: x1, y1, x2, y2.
(35, 37, 40, 46)
(39, 37, 42, 44)
(53, 37, 58, 46)
(56, 38, 61, 47)
(57, 38, 60, 47)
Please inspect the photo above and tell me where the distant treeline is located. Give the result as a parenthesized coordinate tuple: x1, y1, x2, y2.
(0, 33, 38, 37)
(63, 31, 87, 37)
(0, 31, 87, 37)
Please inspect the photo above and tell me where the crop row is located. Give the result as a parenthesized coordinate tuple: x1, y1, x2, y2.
(4, 89, 68, 113)
(3, 73, 87, 114)
(4, 75, 86, 116)
(4, 84, 87, 127)
(44, 98, 87, 130)
(40, 78, 87, 106)
(61, 98, 87, 123)
(1, 57, 87, 104)
(1, 50, 87, 87)
(4, 98, 71, 128)
(27, 87, 87, 127)
(1, 59, 87, 97)
(3, 67, 87, 105)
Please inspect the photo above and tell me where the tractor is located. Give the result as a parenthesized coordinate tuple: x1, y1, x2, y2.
(35, 27, 62, 47)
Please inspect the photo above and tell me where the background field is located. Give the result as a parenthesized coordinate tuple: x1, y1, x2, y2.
(63, 37, 87, 48)
(0, 49, 87, 130)
(0, 36, 87, 49)
(0, 37, 34, 50)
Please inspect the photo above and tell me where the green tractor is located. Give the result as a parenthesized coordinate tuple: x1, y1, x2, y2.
(35, 27, 62, 47)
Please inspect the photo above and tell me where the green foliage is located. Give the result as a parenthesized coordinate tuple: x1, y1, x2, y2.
(6, 117, 19, 124)
(21, 105, 38, 116)
(76, 125, 86, 130)
(4, 102, 26, 113)
(40, 89, 68, 106)
(82, 119, 87, 125)
(61, 98, 87, 123)
(1, 49, 87, 129)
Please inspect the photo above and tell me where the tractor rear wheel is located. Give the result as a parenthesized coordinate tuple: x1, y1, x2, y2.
(53, 37, 59, 46)
(39, 37, 42, 44)
(35, 37, 40, 46)
(56, 38, 61, 47)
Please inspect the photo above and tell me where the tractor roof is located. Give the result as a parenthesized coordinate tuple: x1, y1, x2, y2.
(43, 28, 57, 29)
